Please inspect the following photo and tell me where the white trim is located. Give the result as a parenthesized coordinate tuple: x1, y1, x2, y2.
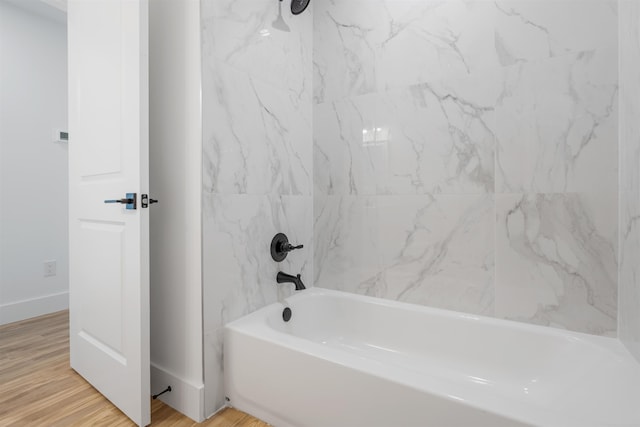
(0, 291, 69, 325)
(151, 363, 205, 423)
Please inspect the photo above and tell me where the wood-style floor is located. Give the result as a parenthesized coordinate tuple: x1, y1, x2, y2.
(0, 311, 269, 426)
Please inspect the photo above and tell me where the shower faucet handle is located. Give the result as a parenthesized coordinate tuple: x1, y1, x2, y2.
(270, 233, 303, 262)
(283, 243, 304, 252)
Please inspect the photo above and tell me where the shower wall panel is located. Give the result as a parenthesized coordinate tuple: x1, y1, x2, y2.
(313, 0, 619, 336)
(200, 0, 313, 415)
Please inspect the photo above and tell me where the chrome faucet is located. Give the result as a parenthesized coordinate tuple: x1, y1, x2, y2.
(277, 271, 306, 291)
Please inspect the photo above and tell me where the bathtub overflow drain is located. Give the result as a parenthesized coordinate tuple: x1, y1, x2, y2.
(282, 307, 292, 322)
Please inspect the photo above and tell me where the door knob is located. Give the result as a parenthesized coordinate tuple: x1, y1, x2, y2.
(104, 193, 137, 210)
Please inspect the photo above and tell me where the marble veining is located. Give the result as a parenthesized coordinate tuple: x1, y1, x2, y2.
(493, 49, 618, 195)
(203, 0, 625, 415)
(201, 0, 314, 415)
(495, 193, 617, 335)
(203, 193, 313, 411)
(313, 0, 380, 104)
(201, 0, 312, 96)
(312, 0, 619, 336)
(313, 0, 501, 103)
(314, 194, 494, 315)
(202, 60, 312, 196)
(203, 193, 312, 320)
(314, 0, 618, 104)
(314, 71, 500, 196)
(494, 0, 617, 63)
(202, 0, 312, 196)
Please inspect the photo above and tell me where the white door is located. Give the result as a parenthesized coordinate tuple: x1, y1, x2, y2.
(68, 0, 150, 426)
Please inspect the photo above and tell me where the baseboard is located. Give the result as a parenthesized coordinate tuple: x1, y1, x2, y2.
(151, 362, 205, 422)
(0, 291, 69, 325)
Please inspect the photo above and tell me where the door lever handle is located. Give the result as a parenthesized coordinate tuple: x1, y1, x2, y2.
(104, 198, 134, 204)
(104, 193, 137, 210)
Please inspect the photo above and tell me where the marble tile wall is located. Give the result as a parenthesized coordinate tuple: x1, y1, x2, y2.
(619, 0, 640, 362)
(201, 0, 629, 414)
(200, 0, 313, 415)
(313, 0, 619, 336)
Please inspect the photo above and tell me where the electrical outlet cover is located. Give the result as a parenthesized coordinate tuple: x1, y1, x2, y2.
(44, 260, 57, 277)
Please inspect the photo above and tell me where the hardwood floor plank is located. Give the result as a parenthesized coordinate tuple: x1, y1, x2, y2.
(0, 312, 269, 426)
(205, 408, 251, 427)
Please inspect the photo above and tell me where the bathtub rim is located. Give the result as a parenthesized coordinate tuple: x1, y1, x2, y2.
(228, 287, 629, 352)
(224, 287, 640, 427)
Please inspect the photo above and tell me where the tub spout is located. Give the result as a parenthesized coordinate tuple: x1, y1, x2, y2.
(277, 271, 306, 291)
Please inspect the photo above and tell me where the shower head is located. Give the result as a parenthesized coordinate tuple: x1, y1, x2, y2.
(290, 0, 310, 15)
(272, 0, 291, 32)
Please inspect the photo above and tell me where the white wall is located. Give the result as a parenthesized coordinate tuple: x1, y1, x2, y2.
(619, 0, 640, 363)
(149, 0, 204, 421)
(0, 0, 68, 325)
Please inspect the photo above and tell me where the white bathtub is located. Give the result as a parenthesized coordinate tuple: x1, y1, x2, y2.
(224, 288, 640, 427)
